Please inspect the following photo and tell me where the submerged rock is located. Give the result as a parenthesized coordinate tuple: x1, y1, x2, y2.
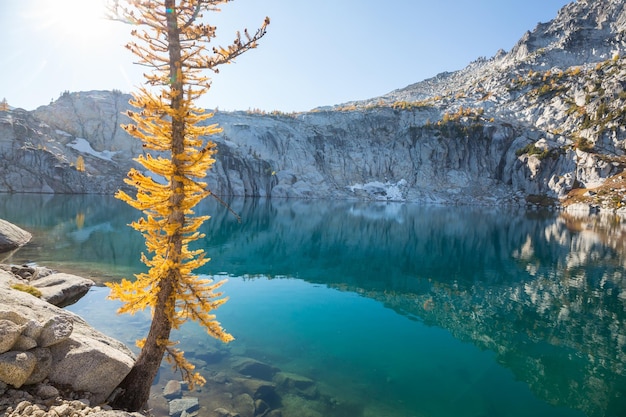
(274, 372, 319, 399)
(231, 357, 279, 381)
(169, 396, 199, 417)
(163, 379, 183, 400)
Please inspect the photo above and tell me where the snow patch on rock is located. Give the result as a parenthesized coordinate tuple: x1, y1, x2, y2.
(67, 138, 117, 161)
(348, 179, 407, 201)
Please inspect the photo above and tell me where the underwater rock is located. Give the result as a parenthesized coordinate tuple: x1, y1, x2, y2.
(212, 408, 239, 417)
(231, 377, 279, 409)
(192, 344, 229, 364)
(273, 372, 319, 400)
(231, 357, 279, 381)
(169, 396, 199, 417)
(253, 399, 270, 417)
(163, 379, 183, 400)
(232, 393, 254, 417)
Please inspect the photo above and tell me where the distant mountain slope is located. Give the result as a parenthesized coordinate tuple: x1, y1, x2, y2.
(1, 0, 625, 211)
(366, 0, 626, 106)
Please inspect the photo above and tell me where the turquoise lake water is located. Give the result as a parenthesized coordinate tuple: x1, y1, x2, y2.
(1, 194, 625, 417)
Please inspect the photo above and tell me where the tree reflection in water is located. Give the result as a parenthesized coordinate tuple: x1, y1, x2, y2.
(1, 194, 625, 416)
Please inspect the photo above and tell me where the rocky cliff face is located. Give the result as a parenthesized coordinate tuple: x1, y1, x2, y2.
(1, 0, 625, 207)
(207, 109, 525, 204)
(0, 103, 132, 194)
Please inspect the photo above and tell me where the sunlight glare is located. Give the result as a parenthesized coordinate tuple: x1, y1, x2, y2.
(33, 0, 115, 48)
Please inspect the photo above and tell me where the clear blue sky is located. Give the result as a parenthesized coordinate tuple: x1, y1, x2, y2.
(1, 0, 571, 112)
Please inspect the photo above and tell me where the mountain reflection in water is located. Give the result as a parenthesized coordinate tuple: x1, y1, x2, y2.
(1, 194, 625, 417)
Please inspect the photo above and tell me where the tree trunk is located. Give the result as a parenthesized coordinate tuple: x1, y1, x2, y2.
(110, 1, 184, 410)
(109, 276, 174, 410)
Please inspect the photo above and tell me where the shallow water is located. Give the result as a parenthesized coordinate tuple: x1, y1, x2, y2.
(1, 194, 625, 417)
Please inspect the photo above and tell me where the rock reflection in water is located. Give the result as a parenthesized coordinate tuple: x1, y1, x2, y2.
(1, 194, 625, 416)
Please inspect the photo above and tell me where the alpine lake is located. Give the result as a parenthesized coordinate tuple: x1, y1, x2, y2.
(1, 193, 625, 417)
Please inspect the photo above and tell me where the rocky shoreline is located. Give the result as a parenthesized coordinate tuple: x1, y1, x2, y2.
(0, 220, 358, 417)
(0, 220, 143, 417)
(1, 383, 144, 417)
(0, 262, 359, 417)
(0, 264, 140, 417)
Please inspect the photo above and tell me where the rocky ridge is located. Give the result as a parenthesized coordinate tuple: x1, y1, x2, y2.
(1, 0, 626, 209)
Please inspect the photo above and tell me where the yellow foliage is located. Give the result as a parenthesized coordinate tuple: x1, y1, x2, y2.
(106, 0, 269, 402)
(75, 212, 85, 229)
(75, 155, 86, 172)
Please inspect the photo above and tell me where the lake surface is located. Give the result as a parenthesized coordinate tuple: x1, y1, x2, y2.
(1, 194, 625, 417)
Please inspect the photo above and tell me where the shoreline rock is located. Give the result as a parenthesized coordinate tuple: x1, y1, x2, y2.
(0, 267, 136, 414)
(0, 264, 95, 308)
(1, 381, 145, 417)
(0, 220, 31, 260)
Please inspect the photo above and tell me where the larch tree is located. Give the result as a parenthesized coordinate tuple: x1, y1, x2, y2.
(75, 155, 85, 172)
(105, 0, 268, 411)
(0, 98, 9, 111)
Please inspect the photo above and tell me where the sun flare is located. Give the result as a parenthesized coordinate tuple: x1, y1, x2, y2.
(33, 0, 116, 48)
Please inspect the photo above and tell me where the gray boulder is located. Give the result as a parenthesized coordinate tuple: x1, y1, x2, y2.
(232, 393, 254, 417)
(163, 379, 183, 400)
(32, 272, 95, 307)
(0, 219, 31, 253)
(24, 347, 53, 385)
(0, 351, 37, 388)
(0, 271, 135, 404)
(12, 334, 37, 351)
(1, 264, 95, 307)
(0, 319, 22, 353)
(231, 357, 278, 381)
(169, 396, 199, 417)
(232, 377, 278, 407)
(47, 331, 135, 403)
(274, 372, 319, 399)
(212, 408, 240, 417)
(37, 315, 73, 347)
(35, 383, 60, 399)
